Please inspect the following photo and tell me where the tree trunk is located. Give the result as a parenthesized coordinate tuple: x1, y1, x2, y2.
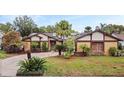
(59, 50, 61, 56)
(27, 51, 31, 59)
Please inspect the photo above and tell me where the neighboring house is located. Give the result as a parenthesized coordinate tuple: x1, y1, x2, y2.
(22, 30, 122, 55)
(0, 31, 3, 49)
(112, 33, 124, 48)
(75, 30, 121, 55)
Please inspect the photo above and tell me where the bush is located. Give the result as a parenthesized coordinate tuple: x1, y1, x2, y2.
(63, 37, 75, 58)
(114, 49, 124, 57)
(63, 47, 74, 59)
(80, 44, 91, 56)
(42, 42, 48, 52)
(4, 44, 23, 53)
(31, 42, 41, 52)
(109, 47, 117, 56)
(64, 51, 71, 59)
(31, 42, 39, 48)
(17, 57, 47, 76)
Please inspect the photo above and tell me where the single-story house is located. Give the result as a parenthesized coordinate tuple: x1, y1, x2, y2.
(22, 33, 63, 52)
(75, 30, 122, 55)
(22, 30, 122, 55)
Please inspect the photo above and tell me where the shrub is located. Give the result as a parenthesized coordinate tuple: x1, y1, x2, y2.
(63, 37, 75, 58)
(31, 42, 41, 52)
(55, 44, 65, 56)
(80, 44, 91, 56)
(63, 47, 74, 59)
(17, 57, 47, 76)
(114, 49, 124, 57)
(64, 51, 71, 59)
(31, 42, 39, 49)
(64, 37, 75, 52)
(42, 42, 48, 52)
(4, 44, 22, 53)
(109, 47, 117, 56)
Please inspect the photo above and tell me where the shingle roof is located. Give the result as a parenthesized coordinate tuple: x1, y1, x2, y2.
(75, 32, 91, 39)
(22, 32, 62, 41)
(112, 33, 124, 41)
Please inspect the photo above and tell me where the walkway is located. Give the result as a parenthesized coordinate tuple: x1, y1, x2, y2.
(0, 52, 58, 76)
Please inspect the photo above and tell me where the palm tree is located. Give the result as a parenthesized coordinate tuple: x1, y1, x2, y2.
(55, 20, 73, 39)
(100, 23, 106, 31)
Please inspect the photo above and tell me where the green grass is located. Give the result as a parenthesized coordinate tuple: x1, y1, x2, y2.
(44, 56, 124, 76)
(0, 50, 7, 59)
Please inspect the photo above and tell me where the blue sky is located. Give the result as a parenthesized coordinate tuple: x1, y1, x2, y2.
(0, 15, 124, 32)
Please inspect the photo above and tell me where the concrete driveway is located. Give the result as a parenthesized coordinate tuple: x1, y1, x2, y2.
(0, 52, 58, 76)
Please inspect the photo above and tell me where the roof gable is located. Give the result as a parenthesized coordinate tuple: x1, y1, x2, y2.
(22, 32, 62, 41)
(76, 30, 121, 41)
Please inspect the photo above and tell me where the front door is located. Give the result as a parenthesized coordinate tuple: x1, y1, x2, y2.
(92, 42, 104, 55)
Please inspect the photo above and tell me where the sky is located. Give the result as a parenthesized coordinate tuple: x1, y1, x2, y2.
(0, 15, 124, 32)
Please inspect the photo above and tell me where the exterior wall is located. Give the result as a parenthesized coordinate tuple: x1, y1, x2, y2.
(92, 32, 103, 41)
(76, 31, 119, 55)
(104, 42, 117, 55)
(105, 36, 116, 41)
(77, 42, 91, 52)
(56, 41, 62, 45)
(48, 38, 50, 50)
(31, 34, 48, 41)
(23, 41, 31, 52)
(78, 35, 90, 40)
(38, 34, 48, 41)
(31, 36, 40, 41)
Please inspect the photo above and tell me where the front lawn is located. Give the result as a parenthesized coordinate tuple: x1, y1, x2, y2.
(0, 50, 18, 59)
(45, 56, 124, 76)
(0, 50, 7, 59)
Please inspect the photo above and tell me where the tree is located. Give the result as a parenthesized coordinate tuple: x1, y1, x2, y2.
(55, 20, 74, 39)
(100, 23, 106, 31)
(0, 22, 14, 33)
(2, 31, 22, 53)
(13, 16, 37, 37)
(39, 26, 47, 32)
(2, 31, 21, 47)
(99, 23, 124, 34)
(84, 26, 92, 32)
(55, 44, 65, 56)
(33, 27, 40, 33)
(46, 25, 56, 32)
